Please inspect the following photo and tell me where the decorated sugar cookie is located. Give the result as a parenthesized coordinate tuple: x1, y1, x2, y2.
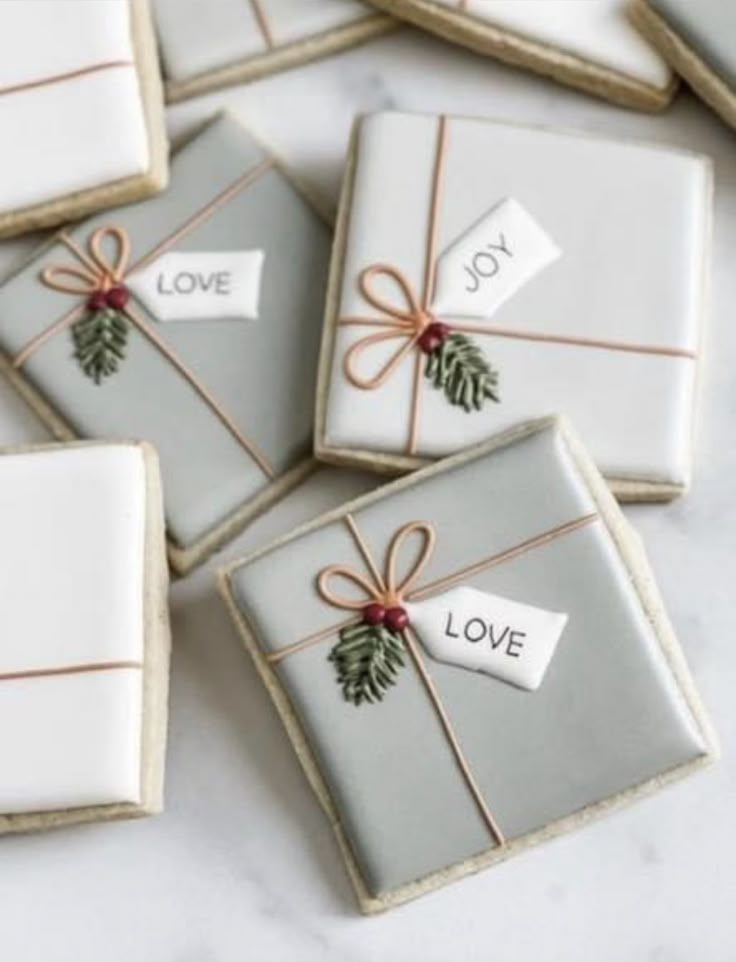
(0, 114, 331, 575)
(316, 111, 711, 502)
(368, 0, 675, 110)
(0, 442, 170, 834)
(221, 418, 716, 913)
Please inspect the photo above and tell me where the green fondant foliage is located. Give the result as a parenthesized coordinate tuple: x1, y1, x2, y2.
(72, 307, 128, 384)
(425, 332, 500, 411)
(329, 621, 406, 706)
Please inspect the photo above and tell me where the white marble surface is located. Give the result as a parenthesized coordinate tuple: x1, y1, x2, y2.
(0, 25, 734, 961)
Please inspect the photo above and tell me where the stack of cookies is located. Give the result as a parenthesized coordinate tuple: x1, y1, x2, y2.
(0, 0, 728, 918)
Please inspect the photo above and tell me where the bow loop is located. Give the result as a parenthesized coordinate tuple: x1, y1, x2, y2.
(317, 565, 383, 611)
(88, 226, 130, 284)
(384, 521, 436, 601)
(317, 521, 436, 612)
(342, 264, 438, 389)
(40, 263, 100, 297)
(40, 225, 131, 298)
(359, 263, 428, 326)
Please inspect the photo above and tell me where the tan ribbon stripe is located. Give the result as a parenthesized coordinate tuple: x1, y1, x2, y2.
(319, 514, 505, 846)
(439, 322, 698, 361)
(337, 115, 697, 454)
(11, 161, 278, 479)
(266, 510, 599, 664)
(0, 660, 143, 682)
(250, 0, 276, 49)
(267, 615, 359, 666)
(402, 626, 506, 845)
(123, 300, 274, 477)
(0, 60, 134, 98)
(410, 512, 599, 601)
(129, 160, 275, 275)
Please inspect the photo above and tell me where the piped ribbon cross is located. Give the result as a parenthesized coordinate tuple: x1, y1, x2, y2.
(342, 266, 452, 389)
(42, 225, 131, 304)
(318, 519, 436, 634)
(315, 516, 506, 845)
(26, 222, 274, 478)
(339, 264, 501, 445)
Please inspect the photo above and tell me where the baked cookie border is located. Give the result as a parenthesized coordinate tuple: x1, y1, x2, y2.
(0, 439, 171, 835)
(0, 0, 169, 240)
(630, 0, 736, 131)
(163, 10, 397, 104)
(221, 416, 718, 913)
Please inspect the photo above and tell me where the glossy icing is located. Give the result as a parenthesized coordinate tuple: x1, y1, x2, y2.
(0, 1, 150, 214)
(0, 445, 146, 813)
(0, 115, 331, 555)
(322, 111, 711, 489)
(228, 421, 710, 898)
(154, 0, 375, 83)
(437, 0, 671, 88)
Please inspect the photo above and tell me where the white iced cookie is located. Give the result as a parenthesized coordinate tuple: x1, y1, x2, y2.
(0, 442, 170, 834)
(316, 111, 711, 501)
(0, 0, 167, 238)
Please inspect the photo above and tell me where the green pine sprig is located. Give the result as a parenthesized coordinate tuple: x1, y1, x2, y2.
(425, 332, 500, 411)
(71, 307, 129, 384)
(328, 622, 406, 706)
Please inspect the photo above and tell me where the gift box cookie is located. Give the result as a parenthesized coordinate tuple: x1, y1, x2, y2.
(221, 418, 716, 912)
(0, 0, 167, 239)
(154, 0, 395, 103)
(0, 442, 170, 834)
(631, 0, 736, 131)
(316, 111, 711, 500)
(368, 0, 674, 110)
(0, 113, 332, 575)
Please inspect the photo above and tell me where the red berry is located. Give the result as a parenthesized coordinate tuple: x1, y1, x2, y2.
(418, 322, 450, 354)
(105, 285, 130, 310)
(384, 606, 409, 633)
(87, 291, 107, 311)
(363, 603, 386, 626)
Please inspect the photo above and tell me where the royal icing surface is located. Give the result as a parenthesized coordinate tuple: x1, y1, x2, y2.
(0, 0, 150, 214)
(154, 0, 374, 82)
(227, 421, 711, 899)
(0, 445, 146, 813)
(323, 112, 710, 488)
(436, 0, 671, 88)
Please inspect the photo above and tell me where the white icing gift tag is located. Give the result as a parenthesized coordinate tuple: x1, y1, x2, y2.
(431, 198, 561, 319)
(405, 586, 568, 691)
(128, 250, 265, 322)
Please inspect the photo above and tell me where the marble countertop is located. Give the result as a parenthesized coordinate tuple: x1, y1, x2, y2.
(0, 25, 734, 962)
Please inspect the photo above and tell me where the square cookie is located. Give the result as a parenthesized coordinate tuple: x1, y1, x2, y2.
(368, 0, 675, 110)
(221, 418, 716, 913)
(155, 0, 395, 102)
(0, 0, 168, 239)
(316, 111, 711, 501)
(0, 442, 170, 834)
(630, 0, 736, 131)
(0, 113, 332, 575)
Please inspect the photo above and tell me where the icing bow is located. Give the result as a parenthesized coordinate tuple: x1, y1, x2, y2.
(42, 226, 131, 301)
(340, 263, 500, 430)
(342, 265, 450, 389)
(318, 520, 436, 630)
